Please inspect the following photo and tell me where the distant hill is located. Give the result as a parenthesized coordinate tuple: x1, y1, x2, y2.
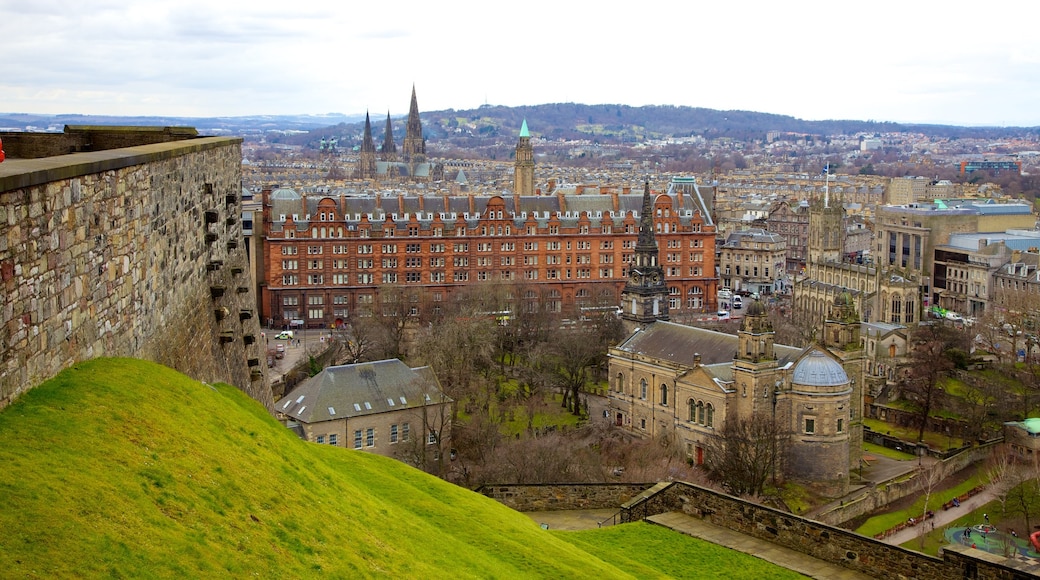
(0, 112, 363, 135)
(0, 358, 803, 578)
(5, 105, 1038, 148)
(277, 103, 1040, 150)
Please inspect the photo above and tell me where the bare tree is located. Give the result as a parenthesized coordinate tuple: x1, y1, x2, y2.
(395, 376, 453, 477)
(899, 322, 964, 442)
(702, 416, 789, 497)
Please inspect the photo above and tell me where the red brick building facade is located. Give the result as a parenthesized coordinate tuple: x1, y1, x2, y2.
(259, 185, 719, 328)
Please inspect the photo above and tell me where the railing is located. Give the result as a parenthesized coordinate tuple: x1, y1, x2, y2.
(597, 511, 623, 528)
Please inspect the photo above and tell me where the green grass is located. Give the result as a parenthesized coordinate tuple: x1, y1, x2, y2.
(556, 522, 807, 579)
(862, 442, 916, 461)
(854, 472, 988, 538)
(862, 418, 965, 449)
(0, 358, 804, 578)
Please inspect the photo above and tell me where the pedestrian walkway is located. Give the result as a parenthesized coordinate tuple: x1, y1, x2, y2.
(523, 508, 619, 531)
(881, 485, 997, 546)
(647, 511, 874, 580)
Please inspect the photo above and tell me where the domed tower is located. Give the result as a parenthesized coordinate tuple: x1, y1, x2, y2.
(732, 298, 779, 417)
(784, 349, 852, 495)
(822, 287, 866, 480)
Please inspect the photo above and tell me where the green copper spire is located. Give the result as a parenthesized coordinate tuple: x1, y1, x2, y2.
(519, 119, 529, 138)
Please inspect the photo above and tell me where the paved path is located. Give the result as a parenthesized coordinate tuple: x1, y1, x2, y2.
(881, 485, 997, 546)
(648, 512, 874, 580)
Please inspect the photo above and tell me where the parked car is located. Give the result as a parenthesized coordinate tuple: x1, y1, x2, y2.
(733, 296, 743, 309)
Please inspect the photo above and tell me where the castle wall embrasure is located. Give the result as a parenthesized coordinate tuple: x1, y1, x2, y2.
(1, 137, 272, 410)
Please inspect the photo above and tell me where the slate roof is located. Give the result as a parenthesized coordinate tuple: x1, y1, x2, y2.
(614, 321, 801, 367)
(275, 359, 450, 424)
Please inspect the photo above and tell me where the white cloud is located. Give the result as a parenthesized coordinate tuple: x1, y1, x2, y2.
(1, 0, 1039, 125)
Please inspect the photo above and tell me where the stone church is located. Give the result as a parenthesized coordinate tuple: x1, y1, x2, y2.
(355, 86, 443, 183)
(609, 183, 866, 495)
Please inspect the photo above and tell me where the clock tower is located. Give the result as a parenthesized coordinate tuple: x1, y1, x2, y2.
(621, 181, 669, 332)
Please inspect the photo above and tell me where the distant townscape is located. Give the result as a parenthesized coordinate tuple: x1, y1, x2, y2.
(2, 89, 1039, 577)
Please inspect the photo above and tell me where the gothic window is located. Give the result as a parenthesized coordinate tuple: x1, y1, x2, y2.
(705, 404, 714, 428)
(697, 402, 705, 424)
(688, 399, 696, 422)
(660, 384, 668, 406)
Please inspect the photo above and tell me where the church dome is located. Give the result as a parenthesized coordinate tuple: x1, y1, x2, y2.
(792, 350, 848, 387)
(834, 289, 854, 307)
(746, 298, 767, 317)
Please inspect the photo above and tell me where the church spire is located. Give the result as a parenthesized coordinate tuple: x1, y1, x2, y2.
(355, 111, 376, 179)
(636, 179, 657, 250)
(381, 111, 397, 161)
(402, 84, 426, 163)
(620, 180, 669, 329)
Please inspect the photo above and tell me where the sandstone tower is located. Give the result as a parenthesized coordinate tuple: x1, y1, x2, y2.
(514, 119, 534, 195)
(621, 181, 669, 332)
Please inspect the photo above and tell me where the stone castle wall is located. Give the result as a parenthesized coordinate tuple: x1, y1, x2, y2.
(0, 136, 272, 410)
(624, 481, 1030, 580)
(476, 483, 654, 512)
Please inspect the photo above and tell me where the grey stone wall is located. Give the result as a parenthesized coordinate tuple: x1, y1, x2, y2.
(1, 137, 272, 410)
(475, 483, 654, 512)
(624, 481, 1027, 580)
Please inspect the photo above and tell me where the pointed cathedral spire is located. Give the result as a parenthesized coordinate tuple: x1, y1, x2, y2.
(381, 111, 397, 161)
(361, 111, 375, 153)
(402, 84, 426, 163)
(355, 111, 377, 179)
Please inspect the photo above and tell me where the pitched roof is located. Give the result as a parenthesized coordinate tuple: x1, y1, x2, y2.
(275, 359, 450, 424)
(614, 320, 801, 367)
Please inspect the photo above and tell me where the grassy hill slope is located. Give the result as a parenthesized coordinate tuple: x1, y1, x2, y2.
(0, 358, 803, 578)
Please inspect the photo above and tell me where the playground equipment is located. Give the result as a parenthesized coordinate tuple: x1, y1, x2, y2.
(1031, 530, 1040, 553)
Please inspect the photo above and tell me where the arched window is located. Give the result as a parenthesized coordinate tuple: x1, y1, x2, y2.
(705, 403, 714, 428)
(697, 401, 705, 424)
(688, 399, 696, 422)
(615, 372, 624, 394)
(640, 379, 647, 400)
(660, 384, 668, 406)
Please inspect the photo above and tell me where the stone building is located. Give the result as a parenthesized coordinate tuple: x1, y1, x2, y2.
(873, 200, 1035, 309)
(766, 199, 809, 273)
(355, 87, 442, 184)
(275, 358, 451, 464)
(0, 126, 270, 410)
(258, 178, 719, 329)
(718, 228, 786, 296)
(607, 295, 863, 495)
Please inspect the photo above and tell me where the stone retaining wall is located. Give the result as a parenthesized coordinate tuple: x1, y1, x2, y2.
(624, 481, 1030, 580)
(1, 136, 272, 409)
(475, 483, 654, 512)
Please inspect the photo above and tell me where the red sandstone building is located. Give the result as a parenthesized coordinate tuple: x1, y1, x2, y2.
(258, 181, 719, 328)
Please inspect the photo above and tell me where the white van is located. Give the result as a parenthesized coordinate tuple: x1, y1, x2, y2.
(275, 331, 294, 340)
(733, 296, 743, 309)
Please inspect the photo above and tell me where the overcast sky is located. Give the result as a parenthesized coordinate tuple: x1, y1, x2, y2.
(4, 0, 1040, 126)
